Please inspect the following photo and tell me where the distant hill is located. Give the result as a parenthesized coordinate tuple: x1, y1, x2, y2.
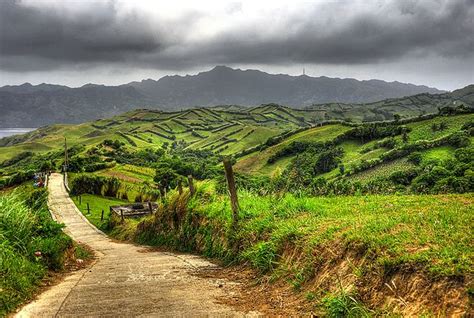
(129, 66, 443, 108)
(0, 66, 447, 127)
(0, 85, 153, 127)
(303, 84, 474, 122)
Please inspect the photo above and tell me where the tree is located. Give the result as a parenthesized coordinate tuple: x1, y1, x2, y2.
(407, 152, 422, 165)
(154, 167, 179, 193)
(393, 114, 401, 122)
(314, 147, 344, 174)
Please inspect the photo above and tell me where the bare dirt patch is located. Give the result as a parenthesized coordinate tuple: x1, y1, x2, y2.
(196, 265, 311, 317)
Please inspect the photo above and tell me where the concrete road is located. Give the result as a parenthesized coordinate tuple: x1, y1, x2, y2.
(16, 173, 257, 317)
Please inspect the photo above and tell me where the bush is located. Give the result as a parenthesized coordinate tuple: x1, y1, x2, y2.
(448, 132, 470, 148)
(70, 175, 122, 197)
(407, 152, 423, 165)
(389, 169, 418, 186)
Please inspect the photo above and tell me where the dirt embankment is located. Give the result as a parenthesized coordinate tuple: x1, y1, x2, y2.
(196, 243, 472, 316)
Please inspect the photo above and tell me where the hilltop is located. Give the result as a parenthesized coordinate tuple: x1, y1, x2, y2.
(0, 66, 445, 127)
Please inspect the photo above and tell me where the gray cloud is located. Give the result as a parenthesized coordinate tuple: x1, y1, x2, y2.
(179, 0, 474, 67)
(0, 0, 166, 70)
(0, 0, 473, 82)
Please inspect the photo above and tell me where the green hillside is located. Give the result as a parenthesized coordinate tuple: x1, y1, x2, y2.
(1, 103, 473, 190)
(0, 105, 311, 162)
(236, 112, 474, 180)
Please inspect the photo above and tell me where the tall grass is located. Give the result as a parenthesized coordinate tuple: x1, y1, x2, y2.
(110, 182, 474, 278)
(0, 188, 72, 316)
(108, 182, 473, 314)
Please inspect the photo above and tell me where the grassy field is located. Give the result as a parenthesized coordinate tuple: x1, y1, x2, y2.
(95, 164, 155, 183)
(405, 114, 473, 142)
(421, 146, 456, 162)
(347, 158, 415, 182)
(71, 194, 127, 229)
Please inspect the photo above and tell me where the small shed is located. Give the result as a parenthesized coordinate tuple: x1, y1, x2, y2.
(110, 202, 158, 218)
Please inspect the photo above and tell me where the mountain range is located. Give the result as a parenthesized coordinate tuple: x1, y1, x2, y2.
(0, 66, 446, 127)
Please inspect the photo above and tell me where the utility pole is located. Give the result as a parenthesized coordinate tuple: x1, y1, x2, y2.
(63, 137, 68, 185)
(223, 157, 239, 231)
(63, 137, 68, 172)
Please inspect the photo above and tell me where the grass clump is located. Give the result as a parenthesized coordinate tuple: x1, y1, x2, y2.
(0, 188, 72, 316)
(322, 290, 371, 318)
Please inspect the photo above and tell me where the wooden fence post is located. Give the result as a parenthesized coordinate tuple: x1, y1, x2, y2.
(188, 175, 195, 195)
(178, 180, 183, 195)
(120, 209, 124, 223)
(101, 209, 104, 221)
(148, 202, 153, 214)
(223, 157, 239, 230)
(86, 203, 90, 214)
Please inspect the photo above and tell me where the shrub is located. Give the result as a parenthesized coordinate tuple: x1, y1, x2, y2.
(448, 132, 470, 148)
(70, 174, 121, 197)
(407, 152, 423, 165)
(455, 147, 474, 163)
(389, 169, 418, 186)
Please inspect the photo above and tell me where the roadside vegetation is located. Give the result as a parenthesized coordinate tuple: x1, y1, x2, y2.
(0, 186, 72, 316)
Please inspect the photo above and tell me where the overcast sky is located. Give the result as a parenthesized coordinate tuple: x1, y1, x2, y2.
(0, 0, 473, 90)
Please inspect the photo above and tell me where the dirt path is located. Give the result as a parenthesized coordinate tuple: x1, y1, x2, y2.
(16, 174, 259, 317)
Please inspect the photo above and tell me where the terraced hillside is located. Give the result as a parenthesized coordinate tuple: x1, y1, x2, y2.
(1, 84, 473, 163)
(236, 113, 474, 181)
(235, 112, 474, 179)
(0, 104, 313, 162)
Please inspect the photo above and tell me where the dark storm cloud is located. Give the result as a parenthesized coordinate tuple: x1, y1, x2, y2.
(0, 0, 473, 72)
(186, 0, 474, 66)
(0, 0, 166, 70)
